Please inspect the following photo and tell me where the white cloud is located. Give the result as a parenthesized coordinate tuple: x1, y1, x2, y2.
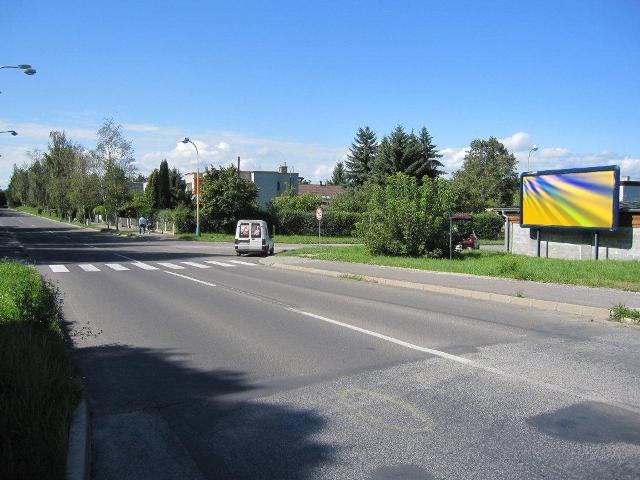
(499, 131, 531, 151)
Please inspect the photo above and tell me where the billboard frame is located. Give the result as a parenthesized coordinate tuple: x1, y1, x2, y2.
(519, 165, 620, 232)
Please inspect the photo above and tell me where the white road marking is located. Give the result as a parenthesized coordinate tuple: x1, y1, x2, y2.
(49, 265, 69, 273)
(229, 260, 256, 266)
(78, 264, 100, 272)
(156, 262, 185, 270)
(204, 260, 236, 267)
(164, 271, 216, 287)
(131, 262, 158, 270)
(181, 261, 210, 269)
(105, 263, 129, 271)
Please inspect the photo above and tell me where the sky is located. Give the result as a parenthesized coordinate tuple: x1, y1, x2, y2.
(1, 0, 639, 188)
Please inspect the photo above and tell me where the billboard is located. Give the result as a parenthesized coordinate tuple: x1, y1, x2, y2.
(520, 165, 619, 231)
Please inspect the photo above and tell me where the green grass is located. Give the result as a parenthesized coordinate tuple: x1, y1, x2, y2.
(177, 232, 361, 244)
(281, 245, 640, 291)
(0, 261, 82, 480)
(610, 304, 640, 324)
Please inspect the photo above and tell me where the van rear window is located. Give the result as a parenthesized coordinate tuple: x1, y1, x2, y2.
(251, 223, 262, 239)
(239, 223, 249, 238)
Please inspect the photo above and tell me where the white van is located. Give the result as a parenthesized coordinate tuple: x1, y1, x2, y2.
(234, 220, 274, 256)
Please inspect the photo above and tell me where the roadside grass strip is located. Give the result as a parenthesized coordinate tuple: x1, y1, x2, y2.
(281, 246, 640, 292)
(0, 261, 82, 480)
(610, 304, 640, 324)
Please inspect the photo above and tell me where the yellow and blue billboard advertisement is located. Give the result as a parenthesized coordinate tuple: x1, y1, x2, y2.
(520, 166, 619, 231)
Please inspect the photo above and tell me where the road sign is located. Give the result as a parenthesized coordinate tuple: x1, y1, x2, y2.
(315, 207, 324, 221)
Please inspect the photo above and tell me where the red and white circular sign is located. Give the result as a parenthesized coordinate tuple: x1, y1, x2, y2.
(315, 207, 324, 221)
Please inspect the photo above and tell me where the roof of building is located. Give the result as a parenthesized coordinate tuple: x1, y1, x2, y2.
(298, 184, 346, 197)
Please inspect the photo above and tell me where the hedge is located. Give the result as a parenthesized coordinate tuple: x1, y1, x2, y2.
(274, 210, 362, 236)
(472, 212, 504, 239)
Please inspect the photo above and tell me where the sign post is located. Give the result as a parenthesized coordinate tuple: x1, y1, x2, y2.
(316, 207, 323, 246)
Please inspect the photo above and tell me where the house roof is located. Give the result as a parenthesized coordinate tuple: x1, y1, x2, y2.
(298, 184, 346, 197)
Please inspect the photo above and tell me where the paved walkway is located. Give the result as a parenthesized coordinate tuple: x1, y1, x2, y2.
(262, 255, 640, 311)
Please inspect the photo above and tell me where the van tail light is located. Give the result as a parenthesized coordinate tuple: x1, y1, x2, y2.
(262, 238, 266, 246)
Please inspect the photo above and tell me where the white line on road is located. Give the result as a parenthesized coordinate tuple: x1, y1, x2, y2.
(229, 260, 256, 266)
(164, 271, 216, 286)
(105, 263, 129, 271)
(156, 262, 185, 270)
(78, 264, 100, 272)
(131, 262, 159, 271)
(204, 260, 236, 267)
(49, 265, 69, 273)
(181, 261, 210, 269)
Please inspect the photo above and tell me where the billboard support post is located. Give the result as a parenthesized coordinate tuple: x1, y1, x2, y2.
(594, 232, 600, 260)
(536, 229, 541, 257)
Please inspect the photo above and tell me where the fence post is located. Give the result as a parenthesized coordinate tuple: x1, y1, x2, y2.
(164, 222, 167, 233)
(172, 222, 175, 235)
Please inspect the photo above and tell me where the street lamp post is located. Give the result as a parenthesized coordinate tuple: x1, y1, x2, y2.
(527, 145, 539, 171)
(0, 130, 18, 136)
(182, 137, 201, 237)
(1, 64, 36, 75)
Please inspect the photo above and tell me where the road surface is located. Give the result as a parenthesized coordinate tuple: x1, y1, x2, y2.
(2, 208, 639, 480)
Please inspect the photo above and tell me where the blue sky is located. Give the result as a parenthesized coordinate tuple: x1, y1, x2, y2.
(1, 0, 639, 188)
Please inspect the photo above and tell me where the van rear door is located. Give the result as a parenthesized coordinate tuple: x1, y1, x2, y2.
(250, 222, 263, 250)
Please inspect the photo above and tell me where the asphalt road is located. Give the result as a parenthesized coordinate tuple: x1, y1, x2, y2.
(2, 208, 640, 480)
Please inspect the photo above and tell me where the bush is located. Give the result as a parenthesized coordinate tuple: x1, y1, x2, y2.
(173, 205, 196, 233)
(0, 261, 81, 480)
(356, 173, 454, 257)
(472, 211, 503, 239)
(273, 209, 361, 236)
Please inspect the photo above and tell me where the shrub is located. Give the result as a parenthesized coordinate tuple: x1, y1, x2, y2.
(273, 209, 361, 236)
(356, 173, 454, 257)
(173, 205, 195, 233)
(473, 211, 503, 239)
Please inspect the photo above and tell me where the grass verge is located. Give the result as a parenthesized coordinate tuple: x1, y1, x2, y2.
(609, 304, 640, 324)
(0, 261, 82, 480)
(479, 239, 504, 245)
(280, 245, 640, 291)
(177, 232, 361, 244)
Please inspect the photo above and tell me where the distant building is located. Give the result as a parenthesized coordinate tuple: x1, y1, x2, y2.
(184, 172, 204, 201)
(500, 176, 640, 260)
(298, 182, 346, 205)
(240, 164, 299, 210)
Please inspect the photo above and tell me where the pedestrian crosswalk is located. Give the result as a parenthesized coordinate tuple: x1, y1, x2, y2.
(47, 259, 258, 274)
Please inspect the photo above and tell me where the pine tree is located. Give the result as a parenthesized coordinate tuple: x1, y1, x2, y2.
(345, 126, 378, 187)
(145, 169, 159, 208)
(406, 127, 444, 181)
(329, 162, 347, 186)
(371, 125, 416, 183)
(157, 159, 171, 208)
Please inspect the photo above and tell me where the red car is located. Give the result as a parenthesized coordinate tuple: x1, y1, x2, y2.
(458, 231, 479, 250)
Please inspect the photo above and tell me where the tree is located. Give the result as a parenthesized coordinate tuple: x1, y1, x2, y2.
(7, 164, 29, 206)
(371, 125, 420, 183)
(329, 162, 347, 186)
(94, 119, 136, 228)
(42, 131, 78, 217)
(451, 137, 518, 212)
(145, 169, 159, 208)
(168, 167, 189, 207)
(406, 127, 444, 180)
(157, 160, 171, 209)
(69, 150, 100, 221)
(270, 188, 321, 212)
(0, 189, 6, 208)
(200, 165, 259, 232)
(345, 126, 378, 186)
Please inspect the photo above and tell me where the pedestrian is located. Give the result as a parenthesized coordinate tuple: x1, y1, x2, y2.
(138, 216, 147, 234)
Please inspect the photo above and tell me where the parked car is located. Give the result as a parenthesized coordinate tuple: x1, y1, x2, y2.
(458, 231, 479, 250)
(234, 220, 274, 256)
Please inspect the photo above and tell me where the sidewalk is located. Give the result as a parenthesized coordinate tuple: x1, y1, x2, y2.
(261, 256, 640, 319)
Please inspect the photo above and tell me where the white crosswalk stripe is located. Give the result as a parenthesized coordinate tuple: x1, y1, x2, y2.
(204, 260, 236, 267)
(229, 260, 257, 266)
(49, 265, 69, 273)
(105, 263, 129, 271)
(78, 264, 100, 272)
(181, 261, 210, 269)
(131, 262, 158, 271)
(156, 262, 185, 270)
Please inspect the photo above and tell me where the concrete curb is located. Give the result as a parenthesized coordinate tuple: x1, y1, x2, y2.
(263, 261, 611, 320)
(66, 399, 91, 480)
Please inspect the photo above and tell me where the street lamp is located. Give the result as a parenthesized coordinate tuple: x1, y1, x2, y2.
(182, 137, 201, 237)
(0, 130, 18, 136)
(1, 64, 36, 75)
(527, 145, 538, 171)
